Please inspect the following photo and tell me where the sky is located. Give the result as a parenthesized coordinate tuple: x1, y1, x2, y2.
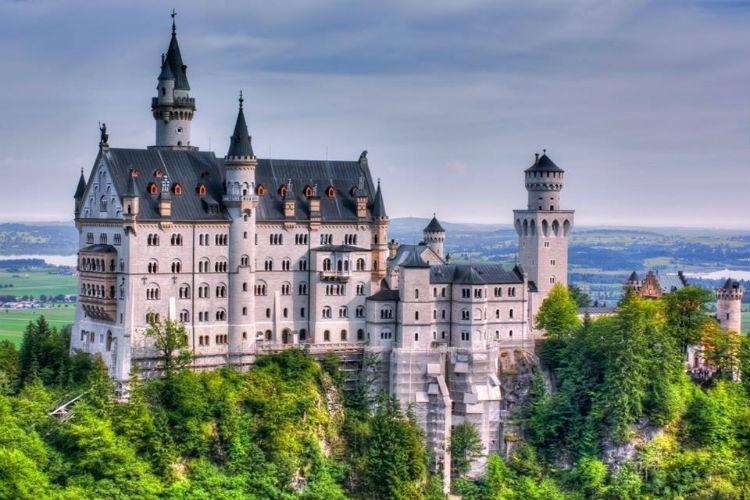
(0, 0, 748, 228)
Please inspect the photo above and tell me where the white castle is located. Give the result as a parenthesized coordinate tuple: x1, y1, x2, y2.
(71, 18, 576, 488)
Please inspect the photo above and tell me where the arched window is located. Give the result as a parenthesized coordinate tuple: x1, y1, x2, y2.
(340, 329, 348, 341)
(256, 184, 265, 196)
(281, 282, 291, 295)
(323, 258, 332, 271)
(357, 329, 364, 341)
(197, 184, 207, 196)
(356, 258, 365, 271)
(339, 306, 348, 318)
(322, 306, 332, 319)
(148, 183, 158, 195)
(324, 330, 331, 341)
(171, 260, 181, 273)
(172, 183, 182, 195)
(264, 258, 273, 271)
(304, 185, 313, 197)
(106, 331, 113, 351)
(326, 185, 335, 198)
(148, 260, 159, 274)
(279, 184, 287, 197)
(179, 284, 191, 299)
(99, 196, 108, 212)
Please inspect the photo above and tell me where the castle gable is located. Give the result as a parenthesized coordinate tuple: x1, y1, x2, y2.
(79, 157, 124, 220)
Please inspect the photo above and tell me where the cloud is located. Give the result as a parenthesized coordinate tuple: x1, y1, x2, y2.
(0, 0, 748, 228)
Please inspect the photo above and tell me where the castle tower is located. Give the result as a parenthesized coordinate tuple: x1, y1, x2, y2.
(423, 214, 445, 260)
(371, 179, 389, 283)
(716, 278, 743, 333)
(151, 13, 196, 149)
(224, 93, 258, 366)
(513, 151, 574, 325)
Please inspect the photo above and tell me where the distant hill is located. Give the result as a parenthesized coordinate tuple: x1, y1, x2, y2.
(0, 223, 78, 255)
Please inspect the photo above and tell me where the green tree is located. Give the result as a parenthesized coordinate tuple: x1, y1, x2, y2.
(0, 340, 19, 393)
(535, 284, 581, 339)
(143, 318, 191, 378)
(450, 421, 484, 478)
(569, 284, 591, 308)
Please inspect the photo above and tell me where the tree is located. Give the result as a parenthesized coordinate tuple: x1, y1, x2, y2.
(535, 283, 581, 339)
(663, 286, 713, 351)
(0, 341, 19, 393)
(143, 318, 191, 378)
(701, 322, 741, 380)
(450, 421, 484, 478)
(569, 284, 591, 308)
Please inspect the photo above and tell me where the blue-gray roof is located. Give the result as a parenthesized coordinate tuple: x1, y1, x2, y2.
(227, 99, 254, 158)
(430, 263, 524, 285)
(92, 148, 381, 223)
(164, 28, 190, 90)
(424, 216, 445, 233)
(525, 153, 563, 173)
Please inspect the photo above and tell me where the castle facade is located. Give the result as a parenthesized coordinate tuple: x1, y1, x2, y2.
(71, 19, 573, 488)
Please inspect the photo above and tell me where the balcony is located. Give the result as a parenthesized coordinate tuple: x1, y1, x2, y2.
(79, 244, 118, 322)
(318, 269, 351, 281)
(222, 194, 258, 212)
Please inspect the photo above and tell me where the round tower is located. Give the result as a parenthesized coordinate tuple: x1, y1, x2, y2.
(716, 278, 743, 333)
(224, 92, 258, 366)
(423, 214, 445, 260)
(513, 151, 575, 328)
(525, 150, 565, 211)
(151, 13, 196, 149)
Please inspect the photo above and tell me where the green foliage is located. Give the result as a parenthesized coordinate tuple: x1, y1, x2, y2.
(534, 283, 581, 340)
(143, 318, 192, 378)
(18, 317, 88, 388)
(450, 421, 484, 478)
(568, 284, 590, 308)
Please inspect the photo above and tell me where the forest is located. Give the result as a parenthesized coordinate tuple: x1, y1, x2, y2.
(0, 285, 748, 499)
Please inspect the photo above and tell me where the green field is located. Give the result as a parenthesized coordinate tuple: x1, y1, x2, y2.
(0, 304, 76, 346)
(0, 269, 77, 298)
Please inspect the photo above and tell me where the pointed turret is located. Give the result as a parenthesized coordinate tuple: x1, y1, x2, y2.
(74, 169, 86, 217)
(164, 13, 190, 91)
(152, 10, 196, 148)
(371, 180, 387, 219)
(423, 213, 446, 260)
(122, 169, 140, 219)
(227, 92, 254, 158)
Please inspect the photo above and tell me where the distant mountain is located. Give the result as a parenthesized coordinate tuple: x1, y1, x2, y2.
(0, 223, 78, 255)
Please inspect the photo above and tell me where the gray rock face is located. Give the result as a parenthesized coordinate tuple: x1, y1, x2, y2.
(600, 418, 664, 471)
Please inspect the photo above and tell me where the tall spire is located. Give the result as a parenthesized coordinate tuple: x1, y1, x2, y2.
(371, 179, 387, 218)
(164, 9, 189, 90)
(74, 168, 86, 200)
(226, 92, 254, 158)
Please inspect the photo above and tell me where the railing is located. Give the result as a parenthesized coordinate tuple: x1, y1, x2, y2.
(319, 269, 352, 281)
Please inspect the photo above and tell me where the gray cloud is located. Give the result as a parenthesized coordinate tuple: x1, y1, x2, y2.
(0, 0, 747, 228)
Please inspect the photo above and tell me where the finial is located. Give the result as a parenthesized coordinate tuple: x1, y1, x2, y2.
(171, 9, 177, 35)
(161, 53, 165, 65)
(377, 178, 381, 187)
(239, 90, 244, 110)
(543, 148, 546, 155)
(534, 152, 539, 161)
(433, 212, 436, 218)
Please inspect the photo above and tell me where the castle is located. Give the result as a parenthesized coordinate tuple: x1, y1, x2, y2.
(71, 17, 574, 488)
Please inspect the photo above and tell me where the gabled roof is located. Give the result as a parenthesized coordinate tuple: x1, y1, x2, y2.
(525, 153, 564, 173)
(401, 247, 430, 268)
(227, 95, 254, 158)
(424, 215, 445, 233)
(74, 170, 86, 199)
(430, 263, 524, 285)
(628, 271, 639, 281)
(165, 23, 190, 91)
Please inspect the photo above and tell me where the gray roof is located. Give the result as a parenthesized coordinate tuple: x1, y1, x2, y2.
(227, 97, 254, 158)
(627, 271, 639, 281)
(93, 148, 381, 223)
(722, 278, 741, 291)
(158, 58, 174, 81)
(424, 215, 445, 233)
(368, 288, 400, 302)
(525, 153, 563, 173)
(101, 148, 226, 221)
(657, 273, 687, 294)
(255, 158, 377, 222)
(371, 180, 387, 218)
(401, 247, 430, 268)
(390, 243, 439, 270)
(165, 24, 190, 90)
(74, 170, 86, 199)
(430, 263, 524, 285)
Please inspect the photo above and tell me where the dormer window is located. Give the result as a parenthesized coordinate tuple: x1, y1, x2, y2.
(256, 184, 265, 196)
(147, 183, 158, 196)
(326, 185, 335, 198)
(304, 185, 313, 197)
(350, 185, 358, 196)
(173, 183, 183, 195)
(154, 169, 164, 178)
(197, 184, 207, 197)
(279, 185, 287, 197)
